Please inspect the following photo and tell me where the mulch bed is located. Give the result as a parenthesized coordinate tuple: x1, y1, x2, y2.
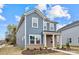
(22, 49, 57, 55)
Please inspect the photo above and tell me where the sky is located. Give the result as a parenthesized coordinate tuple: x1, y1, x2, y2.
(0, 4, 79, 40)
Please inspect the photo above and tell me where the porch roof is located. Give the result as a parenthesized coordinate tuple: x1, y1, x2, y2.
(43, 31, 60, 35)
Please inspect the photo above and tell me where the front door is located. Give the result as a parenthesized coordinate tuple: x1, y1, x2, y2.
(46, 35, 53, 48)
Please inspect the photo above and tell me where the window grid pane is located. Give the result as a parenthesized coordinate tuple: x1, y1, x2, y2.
(30, 36, 35, 44)
(32, 17, 38, 28)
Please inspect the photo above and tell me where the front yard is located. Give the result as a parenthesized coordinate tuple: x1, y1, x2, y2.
(0, 45, 22, 55)
(0, 44, 68, 55)
(22, 48, 68, 55)
(0, 44, 79, 55)
(62, 46, 79, 54)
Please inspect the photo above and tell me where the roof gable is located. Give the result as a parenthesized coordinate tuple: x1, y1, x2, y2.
(24, 9, 46, 19)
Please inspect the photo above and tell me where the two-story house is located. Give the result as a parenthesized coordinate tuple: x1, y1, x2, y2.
(16, 9, 60, 49)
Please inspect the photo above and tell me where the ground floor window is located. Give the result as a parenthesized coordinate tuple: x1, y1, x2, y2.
(29, 34, 41, 44)
(30, 36, 35, 44)
(67, 38, 72, 43)
(78, 37, 79, 43)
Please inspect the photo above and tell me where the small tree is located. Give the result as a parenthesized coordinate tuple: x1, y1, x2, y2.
(5, 24, 16, 46)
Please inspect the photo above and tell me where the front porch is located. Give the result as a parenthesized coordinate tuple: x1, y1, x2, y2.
(43, 31, 62, 48)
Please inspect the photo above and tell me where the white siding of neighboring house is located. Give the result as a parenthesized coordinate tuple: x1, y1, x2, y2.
(16, 19, 25, 48)
(59, 25, 79, 46)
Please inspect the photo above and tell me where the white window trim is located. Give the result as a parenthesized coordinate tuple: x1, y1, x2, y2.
(29, 34, 41, 45)
(78, 37, 79, 43)
(32, 17, 38, 28)
(49, 23, 54, 31)
(43, 20, 47, 30)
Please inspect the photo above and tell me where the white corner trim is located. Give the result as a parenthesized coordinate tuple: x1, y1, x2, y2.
(32, 17, 38, 28)
(25, 15, 27, 49)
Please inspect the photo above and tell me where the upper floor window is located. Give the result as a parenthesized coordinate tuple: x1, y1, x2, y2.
(43, 21, 47, 30)
(32, 17, 38, 28)
(50, 23, 54, 31)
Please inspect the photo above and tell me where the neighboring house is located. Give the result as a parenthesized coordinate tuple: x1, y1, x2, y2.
(58, 21, 79, 46)
(16, 9, 60, 49)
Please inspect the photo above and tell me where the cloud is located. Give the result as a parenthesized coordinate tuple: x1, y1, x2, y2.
(57, 24, 67, 30)
(0, 4, 4, 8)
(36, 4, 47, 11)
(0, 24, 8, 27)
(49, 5, 71, 19)
(0, 4, 5, 21)
(15, 15, 21, 22)
(25, 7, 29, 11)
(0, 9, 3, 13)
(36, 4, 71, 20)
(0, 15, 6, 21)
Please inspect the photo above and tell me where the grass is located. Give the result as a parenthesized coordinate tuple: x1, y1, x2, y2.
(0, 44, 71, 55)
(0, 45, 23, 55)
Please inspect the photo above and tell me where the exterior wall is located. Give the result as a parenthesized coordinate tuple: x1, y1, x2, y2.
(16, 20, 25, 48)
(60, 25, 79, 46)
(26, 44, 43, 49)
(16, 11, 56, 49)
(26, 12, 43, 45)
(44, 21, 56, 32)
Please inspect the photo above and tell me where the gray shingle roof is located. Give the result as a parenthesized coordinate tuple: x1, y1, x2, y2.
(58, 20, 79, 32)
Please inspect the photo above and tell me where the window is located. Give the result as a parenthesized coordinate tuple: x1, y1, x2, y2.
(67, 38, 72, 43)
(43, 21, 47, 30)
(30, 36, 35, 44)
(36, 35, 41, 44)
(78, 37, 79, 43)
(29, 35, 41, 44)
(50, 23, 54, 31)
(32, 17, 38, 28)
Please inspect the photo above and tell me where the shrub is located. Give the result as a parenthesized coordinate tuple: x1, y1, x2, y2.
(44, 47, 47, 50)
(34, 48, 37, 50)
(56, 46, 59, 49)
(66, 43, 70, 49)
(27, 48, 30, 50)
(39, 47, 42, 51)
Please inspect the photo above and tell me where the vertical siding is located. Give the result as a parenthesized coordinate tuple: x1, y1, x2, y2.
(16, 20, 25, 48)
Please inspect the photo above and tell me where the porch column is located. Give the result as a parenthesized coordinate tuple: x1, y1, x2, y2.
(59, 35, 63, 48)
(44, 34, 46, 47)
(52, 34, 55, 48)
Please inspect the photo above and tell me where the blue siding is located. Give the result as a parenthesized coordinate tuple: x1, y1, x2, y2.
(26, 12, 43, 45)
(16, 19, 25, 48)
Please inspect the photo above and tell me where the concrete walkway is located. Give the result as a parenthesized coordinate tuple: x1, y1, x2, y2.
(0, 44, 5, 48)
(51, 48, 78, 55)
